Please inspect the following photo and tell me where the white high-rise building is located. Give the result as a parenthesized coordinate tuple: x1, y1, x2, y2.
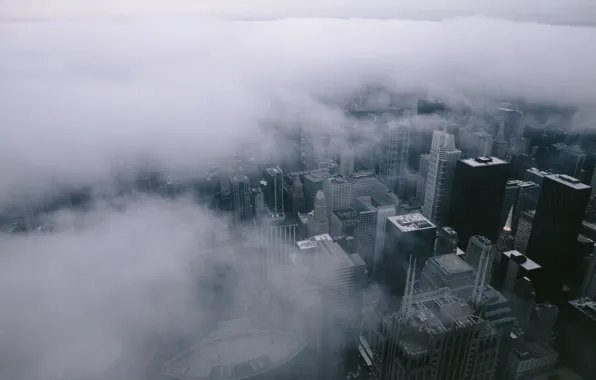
(422, 130, 462, 226)
(379, 120, 410, 196)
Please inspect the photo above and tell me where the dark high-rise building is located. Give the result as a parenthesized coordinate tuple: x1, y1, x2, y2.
(435, 226, 458, 256)
(382, 213, 436, 294)
(526, 174, 591, 301)
(448, 157, 509, 250)
(263, 166, 284, 215)
(230, 175, 252, 224)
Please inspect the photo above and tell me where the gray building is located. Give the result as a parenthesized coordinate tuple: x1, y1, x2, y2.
(371, 289, 499, 380)
(378, 120, 410, 196)
(323, 176, 353, 218)
(353, 192, 397, 272)
(422, 130, 462, 226)
(330, 208, 359, 238)
(382, 213, 437, 294)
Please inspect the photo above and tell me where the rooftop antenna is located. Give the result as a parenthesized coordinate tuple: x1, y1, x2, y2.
(472, 244, 492, 306)
(400, 255, 417, 319)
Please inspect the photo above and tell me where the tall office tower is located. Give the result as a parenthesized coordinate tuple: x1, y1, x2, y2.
(558, 145, 586, 179)
(511, 181, 540, 235)
(378, 120, 410, 197)
(500, 180, 522, 230)
(353, 192, 397, 272)
(558, 298, 596, 380)
(339, 148, 355, 178)
(435, 226, 459, 255)
(492, 121, 507, 159)
(230, 175, 252, 224)
(416, 153, 430, 202)
(526, 174, 591, 301)
(465, 235, 492, 272)
(514, 210, 534, 254)
(422, 130, 462, 226)
(330, 208, 359, 238)
(382, 214, 437, 294)
(311, 237, 366, 380)
(256, 215, 297, 274)
(349, 170, 389, 203)
(291, 176, 306, 214)
(448, 157, 509, 250)
(308, 190, 330, 237)
(264, 166, 284, 215)
(371, 289, 499, 380)
(323, 176, 353, 217)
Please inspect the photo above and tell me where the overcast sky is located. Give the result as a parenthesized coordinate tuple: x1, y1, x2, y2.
(2, 0, 595, 25)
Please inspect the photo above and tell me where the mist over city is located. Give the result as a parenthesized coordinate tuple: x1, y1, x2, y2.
(1, 2, 596, 380)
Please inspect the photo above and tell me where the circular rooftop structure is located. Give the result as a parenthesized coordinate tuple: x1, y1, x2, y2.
(165, 330, 307, 380)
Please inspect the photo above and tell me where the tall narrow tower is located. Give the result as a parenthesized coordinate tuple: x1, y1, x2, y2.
(422, 130, 461, 226)
(309, 190, 330, 236)
(379, 120, 410, 196)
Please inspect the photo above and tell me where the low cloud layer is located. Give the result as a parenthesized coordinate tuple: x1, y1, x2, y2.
(1, 15, 595, 204)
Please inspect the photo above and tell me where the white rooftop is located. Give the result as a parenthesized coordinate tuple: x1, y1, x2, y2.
(388, 213, 435, 232)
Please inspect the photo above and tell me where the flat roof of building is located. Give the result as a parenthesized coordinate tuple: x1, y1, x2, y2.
(388, 213, 435, 232)
(546, 174, 591, 190)
(570, 297, 596, 322)
(461, 156, 508, 168)
(503, 250, 541, 271)
(165, 330, 307, 380)
(431, 254, 473, 275)
(333, 208, 359, 220)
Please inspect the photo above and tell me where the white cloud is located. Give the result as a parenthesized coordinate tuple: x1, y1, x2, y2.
(1, 15, 595, 203)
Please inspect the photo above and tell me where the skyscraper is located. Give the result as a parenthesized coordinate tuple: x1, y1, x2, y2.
(230, 175, 252, 224)
(514, 210, 534, 254)
(448, 157, 509, 250)
(557, 145, 586, 179)
(308, 190, 330, 237)
(353, 192, 396, 272)
(292, 176, 306, 214)
(378, 120, 410, 196)
(382, 213, 436, 294)
(492, 121, 507, 159)
(371, 288, 500, 380)
(416, 153, 430, 202)
(323, 176, 353, 217)
(525, 174, 591, 301)
(422, 130, 462, 226)
(302, 236, 367, 380)
(264, 166, 284, 215)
